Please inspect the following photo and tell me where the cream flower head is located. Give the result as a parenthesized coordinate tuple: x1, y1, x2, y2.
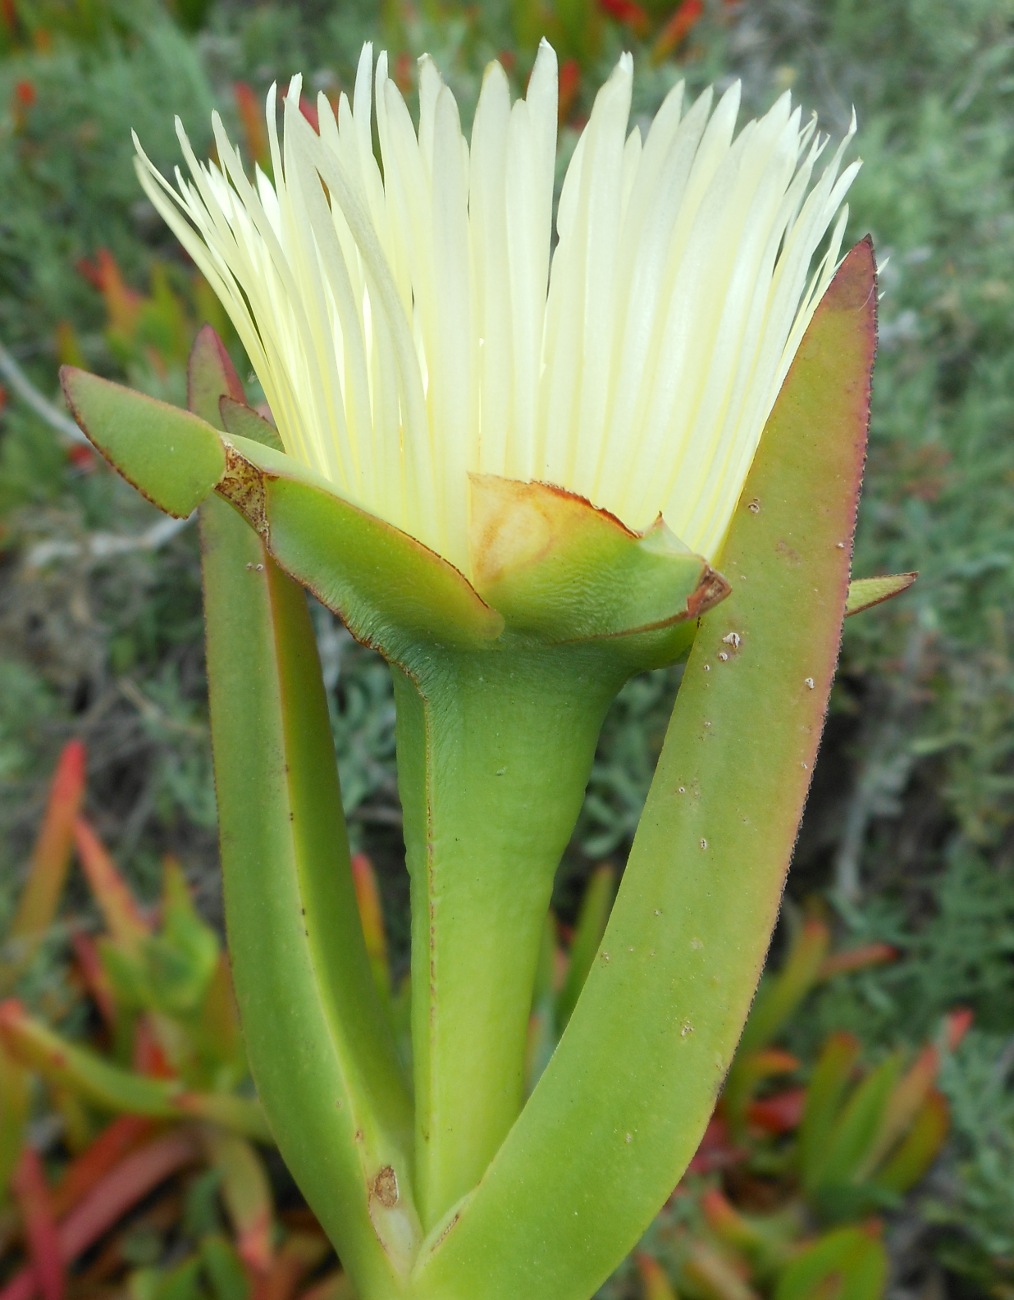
(134, 43, 858, 575)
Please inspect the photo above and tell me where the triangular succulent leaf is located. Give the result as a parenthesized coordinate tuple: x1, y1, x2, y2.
(220, 396, 285, 452)
(187, 324, 246, 426)
(61, 367, 225, 517)
(845, 573, 917, 617)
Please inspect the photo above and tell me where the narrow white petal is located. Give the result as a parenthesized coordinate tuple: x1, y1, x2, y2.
(470, 60, 514, 478)
(502, 45, 557, 476)
(542, 53, 633, 494)
(134, 44, 858, 572)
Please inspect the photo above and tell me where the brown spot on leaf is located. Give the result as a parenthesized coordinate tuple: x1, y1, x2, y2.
(217, 444, 268, 534)
(775, 539, 802, 565)
(434, 1211, 461, 1249)
(686, 567, 731, 620)
(371, 1165, 399, 1208)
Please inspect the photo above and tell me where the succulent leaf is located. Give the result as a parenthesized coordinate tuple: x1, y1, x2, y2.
(61, 367, 224, 518)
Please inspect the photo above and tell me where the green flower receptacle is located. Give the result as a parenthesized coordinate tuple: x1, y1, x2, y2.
(391, 641, 622, 1227)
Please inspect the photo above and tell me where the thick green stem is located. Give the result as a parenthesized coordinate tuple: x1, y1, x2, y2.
(393, 644, 625, 1229)
(201, 497, 419, 1294)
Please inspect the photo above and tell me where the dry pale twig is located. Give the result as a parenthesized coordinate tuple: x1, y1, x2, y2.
(25, 514, 193, 568)
(0, 337, 89, 445)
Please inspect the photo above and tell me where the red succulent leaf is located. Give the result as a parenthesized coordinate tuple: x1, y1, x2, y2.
(599, 0, 649, 34)
(653, 0, 704, 59)
(10, 1148, 64, 1300)
(818, 942, 897, 979)
(558, 59, 581, 125)
(0, 1130, 203, 1300)
(48, 1116, 156, 1220)
(234, 81, 270, 170)
(748, 1086, 807, 1135)
(945, 1007, 973, 1051)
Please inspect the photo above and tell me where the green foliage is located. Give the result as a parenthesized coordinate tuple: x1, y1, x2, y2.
(313, 612, 400, 835)
(576, 666, 681, 859)
(1, 0, 148, 51)
(928, 1031, 1014, 1289)
(0, 2, 216, 361)
(0, 660, 61, 781)
(0, 406, 69, 515)
(0, 752, 981, 1298)
(0, 753, 347, 1293)
(796, 845, 1014, 1047)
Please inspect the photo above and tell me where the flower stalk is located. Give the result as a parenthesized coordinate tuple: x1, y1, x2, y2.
(393, 642, 625, 1227)
(189, 337, 421, 1288)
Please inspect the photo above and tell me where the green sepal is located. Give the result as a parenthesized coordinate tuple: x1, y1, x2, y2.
(215, 432, 504, 654)
(60, 366, 225, 517)
(188, 333, 420, 1289)
(470, 476, 729, 660)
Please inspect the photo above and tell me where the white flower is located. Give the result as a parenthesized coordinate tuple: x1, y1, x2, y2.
(134, 43, 858, 575)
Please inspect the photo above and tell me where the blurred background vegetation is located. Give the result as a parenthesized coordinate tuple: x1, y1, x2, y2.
(0, 0, 1011, 1295)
